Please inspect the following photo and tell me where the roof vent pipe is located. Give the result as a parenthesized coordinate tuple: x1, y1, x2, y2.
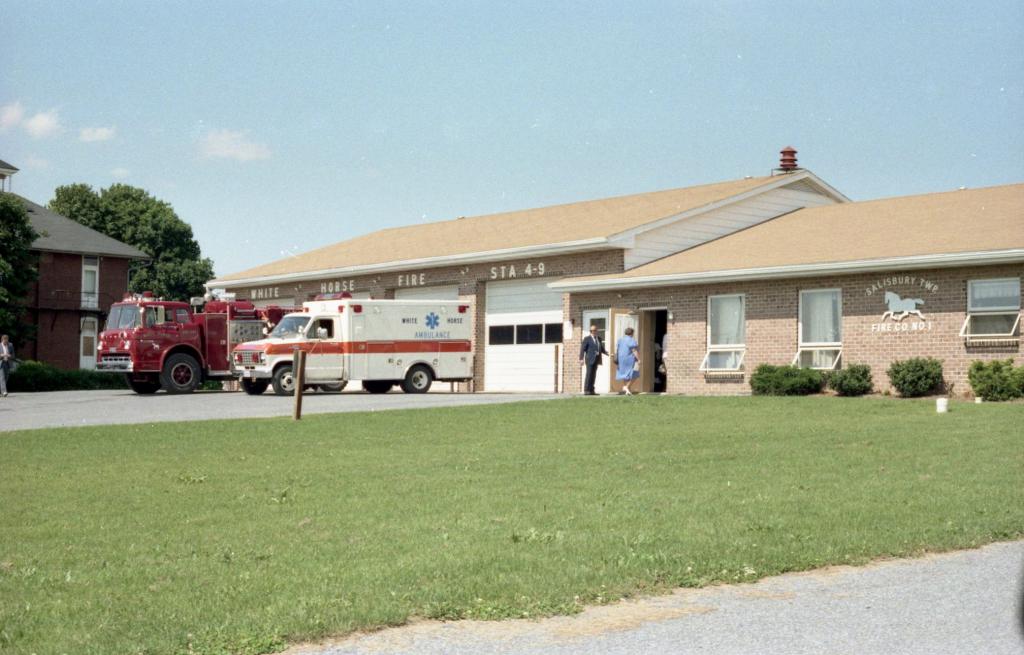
(779, 146, 798, 171)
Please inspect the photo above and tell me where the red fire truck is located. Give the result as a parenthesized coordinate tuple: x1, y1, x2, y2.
(97, 292, 299, 394)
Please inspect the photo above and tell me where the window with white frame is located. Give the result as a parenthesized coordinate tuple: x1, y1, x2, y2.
(700, 294, 745, 371)
(960, 278, 1021, 340)
(794, 289, 842, 369)
(82, 256, 99, 309)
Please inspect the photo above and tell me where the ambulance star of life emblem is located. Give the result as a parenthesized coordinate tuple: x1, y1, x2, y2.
(425, 312, 440, 329)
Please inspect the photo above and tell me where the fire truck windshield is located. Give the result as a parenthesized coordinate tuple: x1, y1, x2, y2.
(270, 315, 310, 339)
(105, 304, 142, 331)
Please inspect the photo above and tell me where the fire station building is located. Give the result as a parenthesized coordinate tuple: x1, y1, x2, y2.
(208, 152, 1022, 395)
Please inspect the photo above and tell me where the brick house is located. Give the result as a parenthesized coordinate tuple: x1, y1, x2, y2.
(3, 163, 148, 370)
(207, 151, 1021, 396)
(208, 164, 846, 391)
(552, 184, 1023, 395)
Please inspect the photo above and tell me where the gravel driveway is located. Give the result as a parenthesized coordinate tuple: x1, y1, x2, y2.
(0, 389, 561, 432)
(284, 540, 1024, 655)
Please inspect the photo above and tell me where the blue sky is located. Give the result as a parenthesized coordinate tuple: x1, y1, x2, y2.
(3, 1, 1022, 277)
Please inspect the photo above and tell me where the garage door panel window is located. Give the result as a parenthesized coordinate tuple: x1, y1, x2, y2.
(488, 325, 514, 345)
(544, 323, 563, 343)
(961, 278, 1021, 340)
(794, 289, 843, 370)
(700, 294, 745, 372)
(516, 324, 543, 344)
(489, 323, 564, 345)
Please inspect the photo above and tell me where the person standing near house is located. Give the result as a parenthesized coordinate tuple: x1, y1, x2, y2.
(615, 327, 640, 395)
(0, 334, 14, 397)
(579, 324, 608, 395)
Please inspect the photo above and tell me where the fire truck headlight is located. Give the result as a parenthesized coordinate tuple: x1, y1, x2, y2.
(258, 352, 267, 363)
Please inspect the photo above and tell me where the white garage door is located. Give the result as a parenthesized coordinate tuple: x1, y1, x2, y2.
(485, 278, 564, 392)
(393, 285, 460, 300)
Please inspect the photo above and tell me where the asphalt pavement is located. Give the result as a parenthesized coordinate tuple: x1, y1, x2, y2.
(0, 388, 562, 431)
(285, 540, 1024, 655)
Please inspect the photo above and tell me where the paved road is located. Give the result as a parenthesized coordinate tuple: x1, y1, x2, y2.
(0, 389, 562, 432)
(286, 540, 1024, 655)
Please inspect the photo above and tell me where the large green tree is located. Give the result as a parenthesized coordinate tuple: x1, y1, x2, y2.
(0, 192, 40, 345)
(49, 184, 215, 301)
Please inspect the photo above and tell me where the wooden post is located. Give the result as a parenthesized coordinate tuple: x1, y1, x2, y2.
(293, 348, 306, 421)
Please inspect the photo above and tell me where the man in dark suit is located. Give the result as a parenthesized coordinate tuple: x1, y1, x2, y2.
(579, 324, 608, 395)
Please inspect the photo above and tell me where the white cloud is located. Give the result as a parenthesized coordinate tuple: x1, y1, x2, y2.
(23, 109, 62, 138)
(111, 167, 130, 179)
(199, 129, 271, 161)
(80, 126, 116, 142)
(0, 101, 25, 131)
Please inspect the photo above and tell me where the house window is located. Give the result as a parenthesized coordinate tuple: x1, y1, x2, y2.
(700, 294, 745, 371)
(82, 256, 99, 309)
(794, 289, 843, 369)
(960, 278, 1021, 340)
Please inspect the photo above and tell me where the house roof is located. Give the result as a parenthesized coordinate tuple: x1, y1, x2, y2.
(0, 158, 18, 174)
(551, 183, 1024, 290)
(14, 194, 150, 260)
(213, 173, 840, 285)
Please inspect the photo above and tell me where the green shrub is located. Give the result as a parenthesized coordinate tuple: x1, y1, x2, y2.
(7, 360, 128, 392)
(829, 364, 874, 396)
(967, 359, 1022, 402)
(1013, 366, 1024, 397)
(199, 379, 224, 391)
(750, 364, 823, 396)
(886, 357, 944, 397)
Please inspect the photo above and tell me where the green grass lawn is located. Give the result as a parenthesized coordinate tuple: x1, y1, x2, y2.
(1, 396, 1022, 654)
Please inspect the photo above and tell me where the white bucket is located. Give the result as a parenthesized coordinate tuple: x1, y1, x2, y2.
(936, 397, 949, 413)
(975, 397, 984, 404)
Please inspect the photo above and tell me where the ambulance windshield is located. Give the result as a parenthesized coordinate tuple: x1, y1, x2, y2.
(270, 315, 310, 339)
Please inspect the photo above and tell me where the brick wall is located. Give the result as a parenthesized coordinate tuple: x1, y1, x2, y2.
(565, 264, 1023, 397)
(22, 252, 134, 369)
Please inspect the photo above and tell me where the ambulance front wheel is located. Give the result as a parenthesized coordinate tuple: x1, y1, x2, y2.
(242, 378, 270, 395)
(362, 380, 393, 394)
(401, 365, 433, 394)
(271, 365, 296, 396)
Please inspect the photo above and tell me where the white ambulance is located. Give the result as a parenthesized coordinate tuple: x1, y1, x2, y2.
(231, 294, 474, 395)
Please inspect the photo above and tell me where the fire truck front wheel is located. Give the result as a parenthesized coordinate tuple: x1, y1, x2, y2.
(401, 365, 433, 394)
(127, 375, 161, 395)
(241, 378, 270, 395)
(160, 354, 201, 394)
(271, 365, 296, 396)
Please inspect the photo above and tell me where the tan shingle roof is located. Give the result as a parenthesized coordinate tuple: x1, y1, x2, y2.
(558, 183, 1024, 286)
(216, 175, 781, 282)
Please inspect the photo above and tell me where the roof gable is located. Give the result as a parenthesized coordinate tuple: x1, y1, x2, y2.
(552, 183, 1024, 290)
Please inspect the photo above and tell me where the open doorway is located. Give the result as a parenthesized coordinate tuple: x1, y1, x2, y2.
(610, 308, 668, 393)
(638, 309, 668, 393)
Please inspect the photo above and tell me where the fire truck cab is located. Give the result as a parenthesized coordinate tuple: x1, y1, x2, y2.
(232, 294, 474, 395)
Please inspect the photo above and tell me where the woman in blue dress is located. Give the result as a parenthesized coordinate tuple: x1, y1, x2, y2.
(615, 327, 640, 395)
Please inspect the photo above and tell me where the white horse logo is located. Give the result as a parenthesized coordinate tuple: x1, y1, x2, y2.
(881, 291, 925, 321)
